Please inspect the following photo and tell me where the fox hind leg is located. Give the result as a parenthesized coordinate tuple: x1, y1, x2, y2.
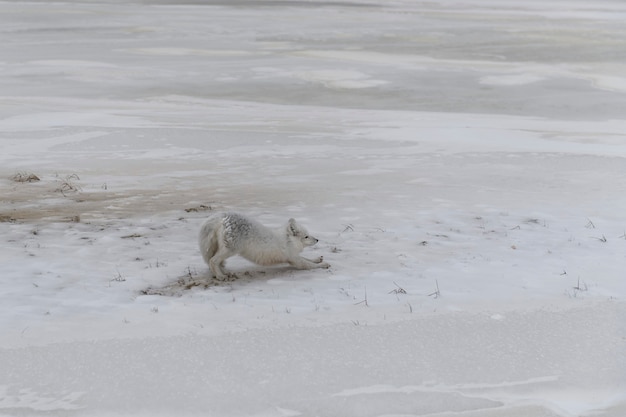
(209, 245, 235, 280)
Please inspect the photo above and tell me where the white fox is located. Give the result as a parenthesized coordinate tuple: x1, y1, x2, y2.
(199, 212, 330, 280)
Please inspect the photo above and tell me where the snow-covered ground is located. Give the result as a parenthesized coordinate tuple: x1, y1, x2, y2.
(1, 0, 625, 416)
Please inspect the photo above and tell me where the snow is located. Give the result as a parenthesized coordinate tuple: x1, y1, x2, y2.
(1, 0, 625, 416)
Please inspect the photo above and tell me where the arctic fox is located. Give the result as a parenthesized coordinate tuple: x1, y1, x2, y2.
(199, 212, 330, 280)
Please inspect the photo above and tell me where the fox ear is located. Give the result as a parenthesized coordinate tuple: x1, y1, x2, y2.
(288, 218, 298, 235)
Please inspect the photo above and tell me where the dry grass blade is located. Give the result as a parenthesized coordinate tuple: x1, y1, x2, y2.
(55, 174, 82, 196)
(389, 281, 407, 295)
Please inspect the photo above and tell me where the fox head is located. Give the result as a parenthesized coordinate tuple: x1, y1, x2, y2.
(288, 218, 319, 248)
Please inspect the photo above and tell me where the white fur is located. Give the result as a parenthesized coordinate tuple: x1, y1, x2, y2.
(199, 212, 330, 280)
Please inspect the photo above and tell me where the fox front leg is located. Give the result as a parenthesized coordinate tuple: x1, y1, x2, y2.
(289, 256, 330, 270)
(303, 255, 325, 264)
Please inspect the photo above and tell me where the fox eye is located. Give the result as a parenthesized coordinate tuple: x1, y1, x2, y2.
(305, 236, 309, 239)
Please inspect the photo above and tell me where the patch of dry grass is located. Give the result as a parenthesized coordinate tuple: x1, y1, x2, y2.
(10, 172, 40, 183)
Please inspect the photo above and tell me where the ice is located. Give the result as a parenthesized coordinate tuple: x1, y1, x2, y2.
(1, 0, 625, 416)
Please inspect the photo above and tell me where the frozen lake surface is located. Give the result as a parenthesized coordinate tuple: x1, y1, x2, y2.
(1, 0, 625, 416)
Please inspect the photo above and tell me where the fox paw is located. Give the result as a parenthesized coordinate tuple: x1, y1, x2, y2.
(312, 256, 324, 264)
(214, 272, 238, 281)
